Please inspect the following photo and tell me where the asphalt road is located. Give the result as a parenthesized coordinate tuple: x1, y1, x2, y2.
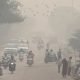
(0, 46, 74, 80)
(0, 56, 73, 80)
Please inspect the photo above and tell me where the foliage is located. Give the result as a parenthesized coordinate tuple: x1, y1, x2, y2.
(0, 0, 24, 23)
(69, 30, 80, 51)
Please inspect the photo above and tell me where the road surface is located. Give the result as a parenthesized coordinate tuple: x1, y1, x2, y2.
(0, 56, 73, 80)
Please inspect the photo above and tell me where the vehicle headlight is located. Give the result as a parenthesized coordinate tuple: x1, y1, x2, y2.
(11, 63, 14, 65)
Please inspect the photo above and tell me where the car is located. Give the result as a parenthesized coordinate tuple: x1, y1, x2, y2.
(3, 47, 18, 56)
(44, 53, 57, 63)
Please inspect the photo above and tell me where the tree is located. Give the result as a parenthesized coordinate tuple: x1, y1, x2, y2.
(68, 30, 80, 52)
(0, 0, 25, 45)
(49, 6, 80, 52)
(49, 6, 80, 42)
(0, 0, 24, 23)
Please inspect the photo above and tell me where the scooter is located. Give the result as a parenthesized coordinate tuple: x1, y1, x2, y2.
(9, 62, 16, 74)
(27, 58, 33, 67)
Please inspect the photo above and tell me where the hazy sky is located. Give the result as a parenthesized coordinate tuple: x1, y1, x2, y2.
(18, 0, 80, 14)
(10, 0, 80, 48)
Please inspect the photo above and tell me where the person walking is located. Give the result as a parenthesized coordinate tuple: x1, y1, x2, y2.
(67, 57, 72, 76)
(62, 58, 68, 78)
(57, 58, 62, 73)
(57, 49, 62, 73)
(57, 49, 62, 60)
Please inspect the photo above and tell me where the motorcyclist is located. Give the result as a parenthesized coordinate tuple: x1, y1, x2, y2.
(27, 51, 34, 60)
(27, 50, 34, 66)
(9, 62, 16, 74)
(9, 55, 16, 73)
(2, 55, 9, 69)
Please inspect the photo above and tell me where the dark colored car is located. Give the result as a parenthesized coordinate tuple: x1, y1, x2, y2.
(44, 53, 57, 63)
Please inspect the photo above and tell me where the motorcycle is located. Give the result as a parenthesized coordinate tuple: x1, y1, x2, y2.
(27, 58, 33, 67)
(2, 60, 9, 69)
(0, 67, 3, 76)
(9, 62, 16, 74)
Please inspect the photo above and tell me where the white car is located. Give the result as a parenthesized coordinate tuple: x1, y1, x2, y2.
(3, 47, 18, 56)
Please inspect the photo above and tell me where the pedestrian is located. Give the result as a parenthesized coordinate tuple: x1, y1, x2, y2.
(57, 49, 62, 73)
(62, 58, 68, 78)
(57, 58, 62, 73)
(67, 57, 72, 76)
(57, 49, 62, 61)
